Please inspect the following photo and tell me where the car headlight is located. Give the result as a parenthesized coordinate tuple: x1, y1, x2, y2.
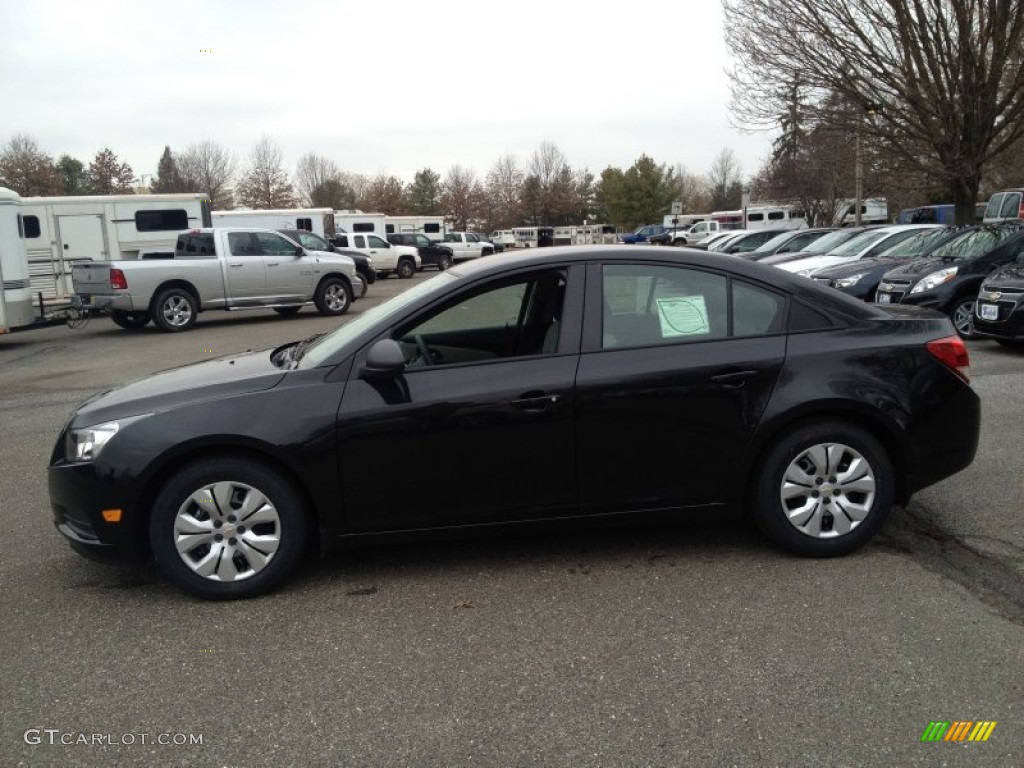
(65, 415, 149, 462)
(795, 268, 819, 277)
(833, 273, 866, 288)
(365, 256, 373, 266)
(910, 266, 958, 293)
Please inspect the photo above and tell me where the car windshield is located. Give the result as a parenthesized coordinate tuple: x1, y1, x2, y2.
(875, 228, 954, 259)
(828, 230, 889, 257)
(301, 272, 460, 367)
(930, 227, 1017, 260)
(753, 231, 799, 253)
(801, 229, 861, 254)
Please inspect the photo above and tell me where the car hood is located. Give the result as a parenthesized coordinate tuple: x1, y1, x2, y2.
(757, 249, 817, 266)
(776, 254, 853, 273)
(814, 257, 902, 279)
(71, 349, 287, 426)
(881, 257, 956, 279)
(983, 263, 1024, 286)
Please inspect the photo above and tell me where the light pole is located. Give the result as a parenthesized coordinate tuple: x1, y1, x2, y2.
(854, 103, 882, 226)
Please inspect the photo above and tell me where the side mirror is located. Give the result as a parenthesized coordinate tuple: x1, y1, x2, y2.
(326, 243, 336, 252)
(361, 339, 406, 378)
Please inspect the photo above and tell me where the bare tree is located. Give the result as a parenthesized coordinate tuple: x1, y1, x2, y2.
(526, 141, 573, 224)
(178, 140, 236, 209)
(0, 134, 61, 196)
(706, 148, 742, 210)
(485, 154, 523, 228)
(724, 0, 1024, 223)
(295, 153, 343, 207)
(236, 137, 296, 209)
(673, 164, 711, 213)
(440, 165, 485, 230)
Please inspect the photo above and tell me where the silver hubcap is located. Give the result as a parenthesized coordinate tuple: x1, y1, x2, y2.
(173, 481, 281, 582)
(953, 301, 974, 335)
(779, 442, 876, 538)
(324, 284, 347, 311)
(161, 295, 193, 326)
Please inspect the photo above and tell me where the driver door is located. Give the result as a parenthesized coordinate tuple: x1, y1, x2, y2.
(337, 266, 582, 532)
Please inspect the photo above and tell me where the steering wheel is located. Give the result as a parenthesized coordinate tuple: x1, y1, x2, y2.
(413, 333, 433, 367)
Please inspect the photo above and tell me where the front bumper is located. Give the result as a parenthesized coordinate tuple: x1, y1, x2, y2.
(973, 290, 1024, 340)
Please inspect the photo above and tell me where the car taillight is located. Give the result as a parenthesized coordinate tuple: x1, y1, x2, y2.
(110, 269, 128, 290)
(926, 336, 970, 382)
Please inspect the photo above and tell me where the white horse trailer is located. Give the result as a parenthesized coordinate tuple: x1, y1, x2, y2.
(572, 224, 618, 244)
(211, 208, 336, 238)
(0, 188, 35, 332)
(334, 210, 387, 236)
(744, 204, 808, 230)
(384, 215, 446, 240)
(21, 192, 211, 311)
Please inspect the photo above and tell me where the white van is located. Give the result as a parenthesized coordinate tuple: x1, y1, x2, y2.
(983, 189, 1024, 223)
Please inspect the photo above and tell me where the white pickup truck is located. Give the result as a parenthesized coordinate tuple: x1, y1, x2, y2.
(72, 228, 360, 332)
(328, 233, 420, 279)
(441, 232, 495, 260)
(671, 220, 725, 246)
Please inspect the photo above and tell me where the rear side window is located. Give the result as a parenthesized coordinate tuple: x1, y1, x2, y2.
(788, 301, 832, 332)
(136, 209, 189, 232)
(1000, 193, 1022, 219)
(175, 233, 216, 255)
(733, 281, 785, 335)
(985, 194, 1004, 220)
(333, 235, 349, 248)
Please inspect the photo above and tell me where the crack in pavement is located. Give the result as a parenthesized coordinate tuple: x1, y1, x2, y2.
(878, 501, 1024, 626)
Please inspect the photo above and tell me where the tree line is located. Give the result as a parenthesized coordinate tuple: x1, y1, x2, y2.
(0, 133, 751, 232)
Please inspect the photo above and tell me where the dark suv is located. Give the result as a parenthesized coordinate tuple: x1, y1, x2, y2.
(386, 233, 454, 270)
(875, 224, 1024, 337)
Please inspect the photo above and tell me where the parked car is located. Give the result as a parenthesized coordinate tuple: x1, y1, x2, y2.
(876, 224, 1024, 337)
(689, 231, 736, 251)
(705, 230, 750, 252)
(774, 224, 941, 277)
(811, 226, 968, 301)
(386, 233, 455, 270)
(742, 228, 836, 260)
(649, 227, 681, 245)
(757, 228, 871, 267)
(716, 229, 791, 255)
(619, 224, 671, 244)
(973, 244, 1024, 347)
(982, 188, 1024, 223)
(672, 220, 728, 246)
(49, 246, 980, 599)
(441, 232, 495, 260)
(276, 229, 373, 297)
(330, 233, 421, 279)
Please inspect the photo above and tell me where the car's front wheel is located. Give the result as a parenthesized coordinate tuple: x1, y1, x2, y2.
(314, 277, 352, 316)
(149, 457, 309, 600)
(752, 421, 894, 557)
(396, 258, 416, 279)
(437, 253, 453, 271)
(951, 297, 976, 339)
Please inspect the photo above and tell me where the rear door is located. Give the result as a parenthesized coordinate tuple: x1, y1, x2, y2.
(575, 261, 786, 512)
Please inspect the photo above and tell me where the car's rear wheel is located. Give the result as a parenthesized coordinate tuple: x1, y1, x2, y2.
(273, 306, 302, 316)
(314, 276, 351, 316)
(396, 258, 415, 279)
(149, 457, 309, 600)
(672, 239, 687, 247)
(951, 297, 976, 338)
(151, 287, 198, 332)
(110, 310, 151, 330)
(752, 421, 894, 557)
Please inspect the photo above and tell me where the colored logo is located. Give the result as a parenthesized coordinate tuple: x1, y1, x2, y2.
(920, 721, 997, 742)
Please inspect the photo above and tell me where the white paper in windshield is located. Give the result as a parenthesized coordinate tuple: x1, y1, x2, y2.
(656, 296, 710, 337)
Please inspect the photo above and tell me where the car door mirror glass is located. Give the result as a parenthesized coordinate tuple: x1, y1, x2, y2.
(362, 339, 406, 378)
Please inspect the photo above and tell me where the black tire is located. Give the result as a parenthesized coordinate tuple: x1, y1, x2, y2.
(150, 286, 198, 332)
(751, 421, 894, 557)
(149, 457, 309, 600)
(110, 310, 151, 330)
(950, 297, 976, 339)
(313, 276, 352, 316)
(672, 239, 687, 247)
(396, 259, 415, 279)
(273, 306, 302, 316)
(377, 270, 391, 280)
(437, 253, 453, 271)
(482, 247, 494, 256)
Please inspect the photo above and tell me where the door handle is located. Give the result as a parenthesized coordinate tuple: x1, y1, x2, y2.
(710, 370, 759, 387)
(511, 393, 562, 411)
(266, 262, 279, 267)
(228, 262, 244, 267)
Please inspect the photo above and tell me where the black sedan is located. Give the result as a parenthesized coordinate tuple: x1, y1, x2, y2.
(973, 247, 1024, 347)
(48, 247, 980, 599)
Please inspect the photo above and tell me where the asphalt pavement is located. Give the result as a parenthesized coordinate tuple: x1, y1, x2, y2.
(1, 270, 1021, 767)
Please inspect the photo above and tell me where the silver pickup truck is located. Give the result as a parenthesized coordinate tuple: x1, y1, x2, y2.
(73, 228, 360, 332)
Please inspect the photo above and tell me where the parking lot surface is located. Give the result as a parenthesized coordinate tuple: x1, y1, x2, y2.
(2, 271, 1022, 766)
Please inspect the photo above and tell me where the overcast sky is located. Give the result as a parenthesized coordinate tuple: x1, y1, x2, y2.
(1, 0, 777, 185)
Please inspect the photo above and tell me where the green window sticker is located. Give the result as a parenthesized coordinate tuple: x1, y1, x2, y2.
(656, 296, 709, 337)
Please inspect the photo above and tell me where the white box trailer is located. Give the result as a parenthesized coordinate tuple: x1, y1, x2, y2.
(0, 188, 35, 332)
(211, 207, 336, 238)
(384, 215, 446, 240)
(335, 210, 388, 236)
(21, 192, 211, 310)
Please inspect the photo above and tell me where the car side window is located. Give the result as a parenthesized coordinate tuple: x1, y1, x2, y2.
(732, 281, 785, 337)
(354, 235, 366, 248)
(255, 232, 297, 256)
(368, 235, 388, 247)
(1001, 193, 1022, 219)
(602, 264, 728, 349)
(396, 270, 567, 368)
(444, 233, 458, 242)
(227, 232, 259, 256)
